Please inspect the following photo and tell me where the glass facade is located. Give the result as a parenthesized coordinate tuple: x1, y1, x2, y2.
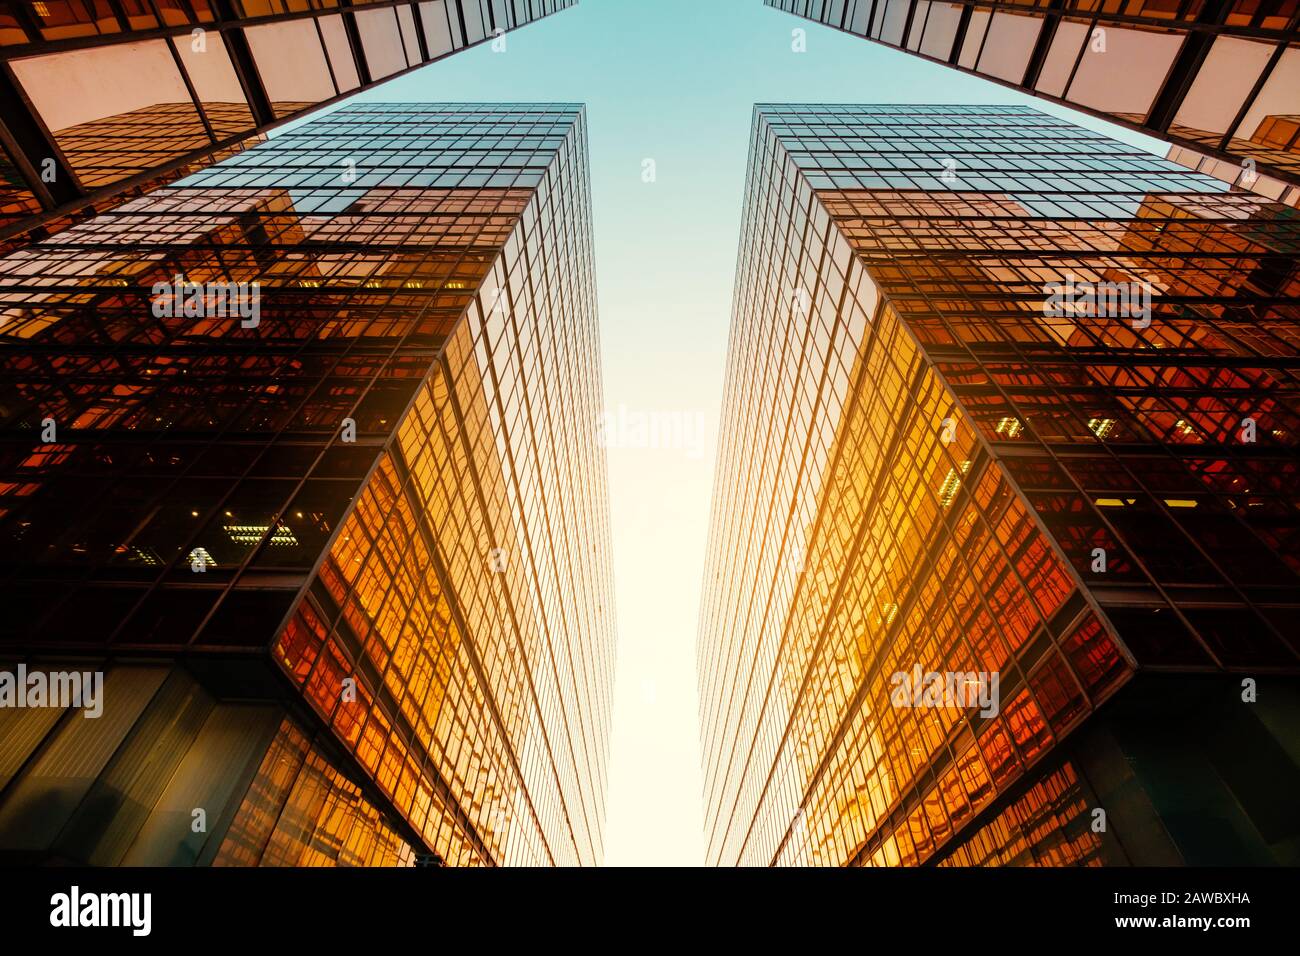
(766, 0, 1300, 186)
(1166, 141, 1300, 206)
(0, 141, 42, 227)
(0, 102, 616, 866)
(0, 0, 577, 239)
(697, 104, 1300, 867)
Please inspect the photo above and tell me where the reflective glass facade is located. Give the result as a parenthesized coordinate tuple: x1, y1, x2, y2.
(767, 0, 1300, 186)
(1167, 141, 1300, 206)
(698, 104, 1300, 867)
(0, 0, 576, 239)
(0, 102, 615, 866)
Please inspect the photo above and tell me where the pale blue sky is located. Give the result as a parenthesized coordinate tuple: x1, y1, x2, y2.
(284, 0, 1165, 866)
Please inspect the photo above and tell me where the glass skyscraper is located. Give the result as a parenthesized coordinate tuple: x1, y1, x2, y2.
(697, 103, 1300, 867)
(766, 0, 1300, 187)
(0, 1, 576, 243)
(0, 102, 616, 867)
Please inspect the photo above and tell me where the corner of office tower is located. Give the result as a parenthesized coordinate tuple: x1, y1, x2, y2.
(0, 103, 612, 866)
(0, 0, 583, 246)
(704, 103, 1300, 866)
(769, 0, 1300, 189)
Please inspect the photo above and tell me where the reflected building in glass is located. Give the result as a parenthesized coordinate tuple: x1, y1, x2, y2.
(0, 1, 576, 243)
(1166, 141, 1300, 206)
(697, 103, 1300, 867)
(0, 102, 616, 867)
(766, 0, 1300, 186)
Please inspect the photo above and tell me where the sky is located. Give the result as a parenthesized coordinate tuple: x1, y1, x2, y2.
(289, 0, 1166, 866)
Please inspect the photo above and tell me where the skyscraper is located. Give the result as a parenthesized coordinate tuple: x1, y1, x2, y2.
(0, 101, 616, 867)
(766, 0, 1300, 186)
(0, 1, 576, 243)
(697, 103, 1300, 867)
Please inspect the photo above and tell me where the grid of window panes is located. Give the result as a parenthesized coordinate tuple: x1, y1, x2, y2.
(0, 662, 417, 866)
(766, 0, 1300, 184)
(795, 103, 1300, 666)
(272, 108, 615, 866)
(0, 0, 576, 239)
(0, 141, 41, 230)
(930, 758, 1111, 867)
(1165, 143, 1300, 208)
(697, 103, 1300, 868)
(215, 715, 419, 867)
(48, 103, 270, 191)
(0, 135, 267, 258)
(0, 103, 615, 867)
(0, 0, 569, 45)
